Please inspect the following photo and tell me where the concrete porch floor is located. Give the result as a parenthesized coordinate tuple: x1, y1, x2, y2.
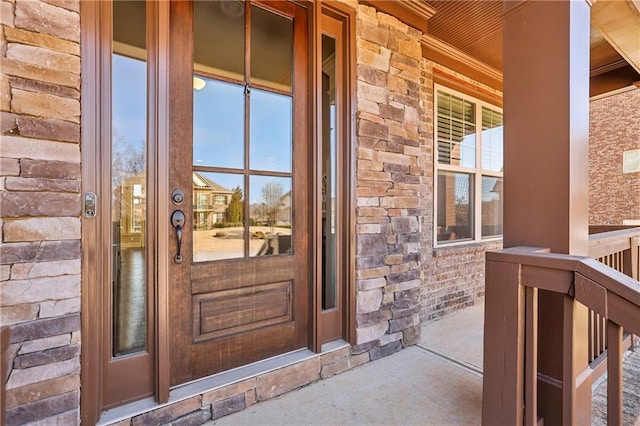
(207, 304, 485, 425)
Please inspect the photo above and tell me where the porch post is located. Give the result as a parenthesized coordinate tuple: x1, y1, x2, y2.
(502, 0, 591, 424)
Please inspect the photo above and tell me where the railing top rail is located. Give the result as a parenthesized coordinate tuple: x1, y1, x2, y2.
(578, 257, 640, 306)
(486, 247, 586, 271)
(588, 227, 640, 244)
(589, 225, 640, 239)
(488, 247, 640, 309)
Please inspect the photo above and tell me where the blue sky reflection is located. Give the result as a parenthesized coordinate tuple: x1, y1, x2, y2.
(112, 54, 146, 154)
(250, 89, 292, 173)
(193, 78, 244, 169)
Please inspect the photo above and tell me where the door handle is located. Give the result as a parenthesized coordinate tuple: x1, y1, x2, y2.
(171, 210, 186, 263)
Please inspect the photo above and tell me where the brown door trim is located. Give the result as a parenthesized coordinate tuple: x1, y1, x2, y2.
(313, 2, 357, 350)
(80, 1, 164, 420)
(153, 0, 171, 404)
(80, 2, 102, 422)
(167, 0, 193, 386)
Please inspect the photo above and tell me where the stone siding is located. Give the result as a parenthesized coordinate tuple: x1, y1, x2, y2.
(94, 346, 369, 425)
(0, 1, 81, 425)
(353, 4, 423, 355)
(589, 88, 640, 225)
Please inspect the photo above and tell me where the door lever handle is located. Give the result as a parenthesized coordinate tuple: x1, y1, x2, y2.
(171, 210, 186, 263)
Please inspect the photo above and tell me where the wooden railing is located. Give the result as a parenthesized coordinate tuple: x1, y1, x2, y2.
(588, 227, 640, 362)
(483, 246, 640, 426)
(589, 226, 640, 280)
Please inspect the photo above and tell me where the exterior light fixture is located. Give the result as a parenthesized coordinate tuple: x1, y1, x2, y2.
(193, 77, 206, 91)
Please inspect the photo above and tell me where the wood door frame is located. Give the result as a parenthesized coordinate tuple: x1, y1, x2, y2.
(80, 1, 171, 422)
(80, 1, 355, 422)
(80, 2, 102, 422)
(311, 2, 357, 351)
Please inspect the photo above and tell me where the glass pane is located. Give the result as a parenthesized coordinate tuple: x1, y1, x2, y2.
(251, 5, 293, 91)
(437, 171, 473, 243)
(482, 107, 504, 172)
(249, 176, 292, 257)
(193, 78, 244, 169)
(482, 176, 503, 238)
(194, 0, 244, 81)
(322, 34, 337, 310)
(437, 91, 476, 168)
(112, 1, 147, 357)
(250, 89, 292, 172)
(193, 172, 245, 262)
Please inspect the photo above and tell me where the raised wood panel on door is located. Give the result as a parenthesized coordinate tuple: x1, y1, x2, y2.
(169, 0, 310, 386)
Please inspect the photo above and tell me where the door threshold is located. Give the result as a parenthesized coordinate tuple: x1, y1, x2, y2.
(98, 348, 316, 425)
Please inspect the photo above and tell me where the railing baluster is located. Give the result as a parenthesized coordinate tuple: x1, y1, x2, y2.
(606, 320, 623, 426)
(587, 309, 596, 362)
(631, 235, 639, 280)
(595, 313, 601, 356)
(600, 315, 606, 354)
(525, 287, 538, 426)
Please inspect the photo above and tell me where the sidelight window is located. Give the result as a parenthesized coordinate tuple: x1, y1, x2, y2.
(111, 0, 148, 357)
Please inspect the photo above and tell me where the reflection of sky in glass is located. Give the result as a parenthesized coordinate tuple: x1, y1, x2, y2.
(113, 54, 146, 151)
(482, 126, 504, 172)
(460, 133, 476, 168)
(193, 78, 244, 168)
(249, 175, 291, 204)
(250, 89, 292, 172)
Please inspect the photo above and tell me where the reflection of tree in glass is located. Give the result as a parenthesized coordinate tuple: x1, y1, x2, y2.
(225, 186, 244, 224)
(261, 181, 285, 230)
(112, 129, 146, 189)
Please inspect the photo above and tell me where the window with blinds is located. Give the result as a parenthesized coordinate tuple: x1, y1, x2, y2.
(435, 85, 503, 245)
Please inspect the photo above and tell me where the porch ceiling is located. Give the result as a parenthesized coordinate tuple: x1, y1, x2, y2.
(422, 0, 640, 95)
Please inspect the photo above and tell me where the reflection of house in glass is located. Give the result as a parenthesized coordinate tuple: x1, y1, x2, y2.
(113, 172, 146, 249)
(278, 190, 292, 224)
(192, 172, 233, 230)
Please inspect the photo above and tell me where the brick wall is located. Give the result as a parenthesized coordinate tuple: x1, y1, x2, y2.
(419, 61, 504, 322)
(0, 1, 82, 424)
(589, 88, 640, 225)
(421, 241, 502, 321)
(353, 4, 423, 357)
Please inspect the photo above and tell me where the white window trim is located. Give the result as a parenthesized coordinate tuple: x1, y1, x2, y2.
(433, 83, 503, 247)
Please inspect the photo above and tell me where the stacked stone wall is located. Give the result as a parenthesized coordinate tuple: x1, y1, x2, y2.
(352, 4, 423, 357)
(0, 1, 81, 424)
(418, 61, 503, 322)
(589, 88, 640, 225)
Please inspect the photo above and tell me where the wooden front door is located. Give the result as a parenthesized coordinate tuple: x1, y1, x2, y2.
(168, 0, 310, 385)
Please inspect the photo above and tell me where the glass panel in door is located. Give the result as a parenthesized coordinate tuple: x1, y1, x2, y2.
(112, 0, 147, 357)
(192, 1, 295, 262)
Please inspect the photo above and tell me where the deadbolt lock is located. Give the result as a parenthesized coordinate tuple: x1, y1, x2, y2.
(171, 189, 185, 205)
(83, 192, 97, 219)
